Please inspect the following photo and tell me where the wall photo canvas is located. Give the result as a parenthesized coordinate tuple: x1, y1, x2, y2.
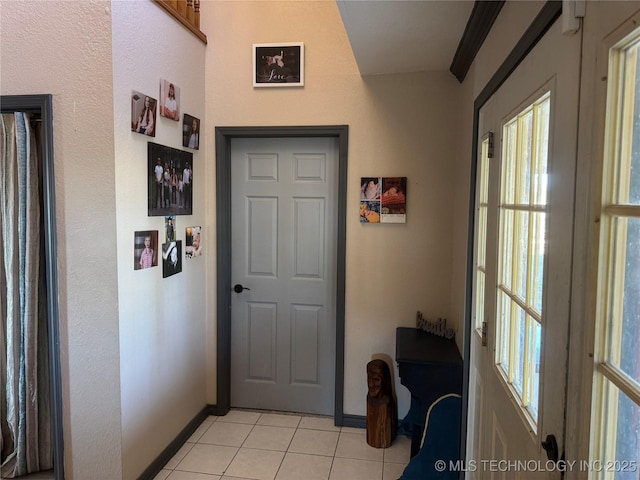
(134, 230, 159, 270)
(185, 226, 202, 258)
(159, 79, 180, 121)
(380, 177, 407, 223)
(165, 215, 176, 242)
(162, 241, 182, 278)
(360, 177, 407, 224)
(253, 43, 304, 87)
(183, 114, 200, 150)
(148, 142, 193, 216)
(131, 90, 157, 137)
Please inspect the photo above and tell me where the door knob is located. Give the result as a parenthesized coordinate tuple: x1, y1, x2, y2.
(233, 284, 251, 293)
(541, 434, 559, 462)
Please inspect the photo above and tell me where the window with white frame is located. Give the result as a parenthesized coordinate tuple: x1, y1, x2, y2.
(495, 92, 550, 429)
(591, 29, 640, 480)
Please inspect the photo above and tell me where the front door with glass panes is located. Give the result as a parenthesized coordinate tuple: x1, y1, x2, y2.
(468, 16, 581, 479)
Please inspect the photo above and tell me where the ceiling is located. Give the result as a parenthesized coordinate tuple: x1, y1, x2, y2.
(336, 0, 476, 76)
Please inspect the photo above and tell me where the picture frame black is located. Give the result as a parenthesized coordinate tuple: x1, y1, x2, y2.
(148, 142, 193, 216)
(253, 42, 304, 87)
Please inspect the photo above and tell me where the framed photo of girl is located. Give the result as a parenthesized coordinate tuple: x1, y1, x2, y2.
(159, 79, 180, 121)
(134, 230, 159, 270)
(131, 91, 157, 137)
(253, 43, 304, 87)
(183, 114, 200, 150)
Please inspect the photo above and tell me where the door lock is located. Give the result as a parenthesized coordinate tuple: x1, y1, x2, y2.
(233, 284, 251, 293)
(541, 434, 559, 462)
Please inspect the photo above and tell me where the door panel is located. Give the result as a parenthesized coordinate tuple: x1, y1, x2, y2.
(231, 137, 338, 415)
(470, 17, 581, 479)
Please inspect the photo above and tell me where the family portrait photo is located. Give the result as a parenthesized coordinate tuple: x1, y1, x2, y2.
(131, 90, 157, 137)
(254, 43, 304, 87)
(148, 142, 193, 216)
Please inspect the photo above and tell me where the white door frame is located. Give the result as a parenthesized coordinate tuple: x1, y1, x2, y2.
(215, 126, 349, 425)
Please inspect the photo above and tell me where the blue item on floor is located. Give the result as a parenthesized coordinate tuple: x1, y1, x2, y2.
(399, 393, 462, 480)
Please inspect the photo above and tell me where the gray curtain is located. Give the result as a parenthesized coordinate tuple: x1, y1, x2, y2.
(1, 113, 52, 477)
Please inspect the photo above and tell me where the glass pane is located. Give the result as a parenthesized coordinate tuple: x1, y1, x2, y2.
(614, 392, 640, 480)
(533, 97, 550, 205)
(530, 212, 546, 313)
(513, 210, 529, 301)
(478, 206, 487, 267)
(615, 392, 640, 480)
(501, 209, 514, 289)
(502, 120, 517, 204)
(475, 270, 485, 331)
(517, 110, 533, 205)
(617, 42, 640, 205)
(527, 318, 541, 421)
(498, 290, 511, 371)
(608, 217, 640, 384)
(601, 381, 640, 480)
(513, 303, 526, 395)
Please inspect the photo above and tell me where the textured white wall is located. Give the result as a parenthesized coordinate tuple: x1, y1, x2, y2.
(202, 1, 461, 418)
(0, 1, 122, 479)
(110, 2, 208, 478)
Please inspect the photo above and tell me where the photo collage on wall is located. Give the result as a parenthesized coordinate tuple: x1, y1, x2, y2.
(360, 177, 407, 224)
(131, 79, 202, 275)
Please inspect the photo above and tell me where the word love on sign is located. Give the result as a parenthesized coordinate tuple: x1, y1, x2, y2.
(416, 311, 455, 340)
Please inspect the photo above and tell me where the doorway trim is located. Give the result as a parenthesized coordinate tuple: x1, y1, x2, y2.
(215, 125, 348, 425)
(1, 94, 65, 480)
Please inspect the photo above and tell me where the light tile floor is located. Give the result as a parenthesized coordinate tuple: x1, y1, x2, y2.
(154, 409, 411, 480)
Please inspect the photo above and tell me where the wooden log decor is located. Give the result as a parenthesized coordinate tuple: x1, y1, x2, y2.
(366, 359, 397, 448)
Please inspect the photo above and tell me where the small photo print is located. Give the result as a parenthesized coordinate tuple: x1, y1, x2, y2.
(162, 241, 182, 278)
(381, 177, 407, 223)
(360, 177, 382, 200)
(131, 91, 157, 137)
(360, 200, 381, 223)
(165, 216, 176, 242)
(159, 79, 180, 121)
(183, 114, 200, 150)
(134, 230, 159, 270)
(185, 226, 202, 258)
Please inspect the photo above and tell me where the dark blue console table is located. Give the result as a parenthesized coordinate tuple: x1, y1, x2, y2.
(396, 327, 463, 457)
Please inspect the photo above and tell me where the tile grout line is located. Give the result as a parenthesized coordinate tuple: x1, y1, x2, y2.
(222, 414, 260, 478)
(159, 411, 409, 480)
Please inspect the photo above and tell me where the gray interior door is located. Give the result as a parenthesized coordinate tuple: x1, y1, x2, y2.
(230, 137, 338, 415)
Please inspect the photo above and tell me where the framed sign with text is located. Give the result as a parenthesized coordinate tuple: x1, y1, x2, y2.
(253, 43, 304, 87)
